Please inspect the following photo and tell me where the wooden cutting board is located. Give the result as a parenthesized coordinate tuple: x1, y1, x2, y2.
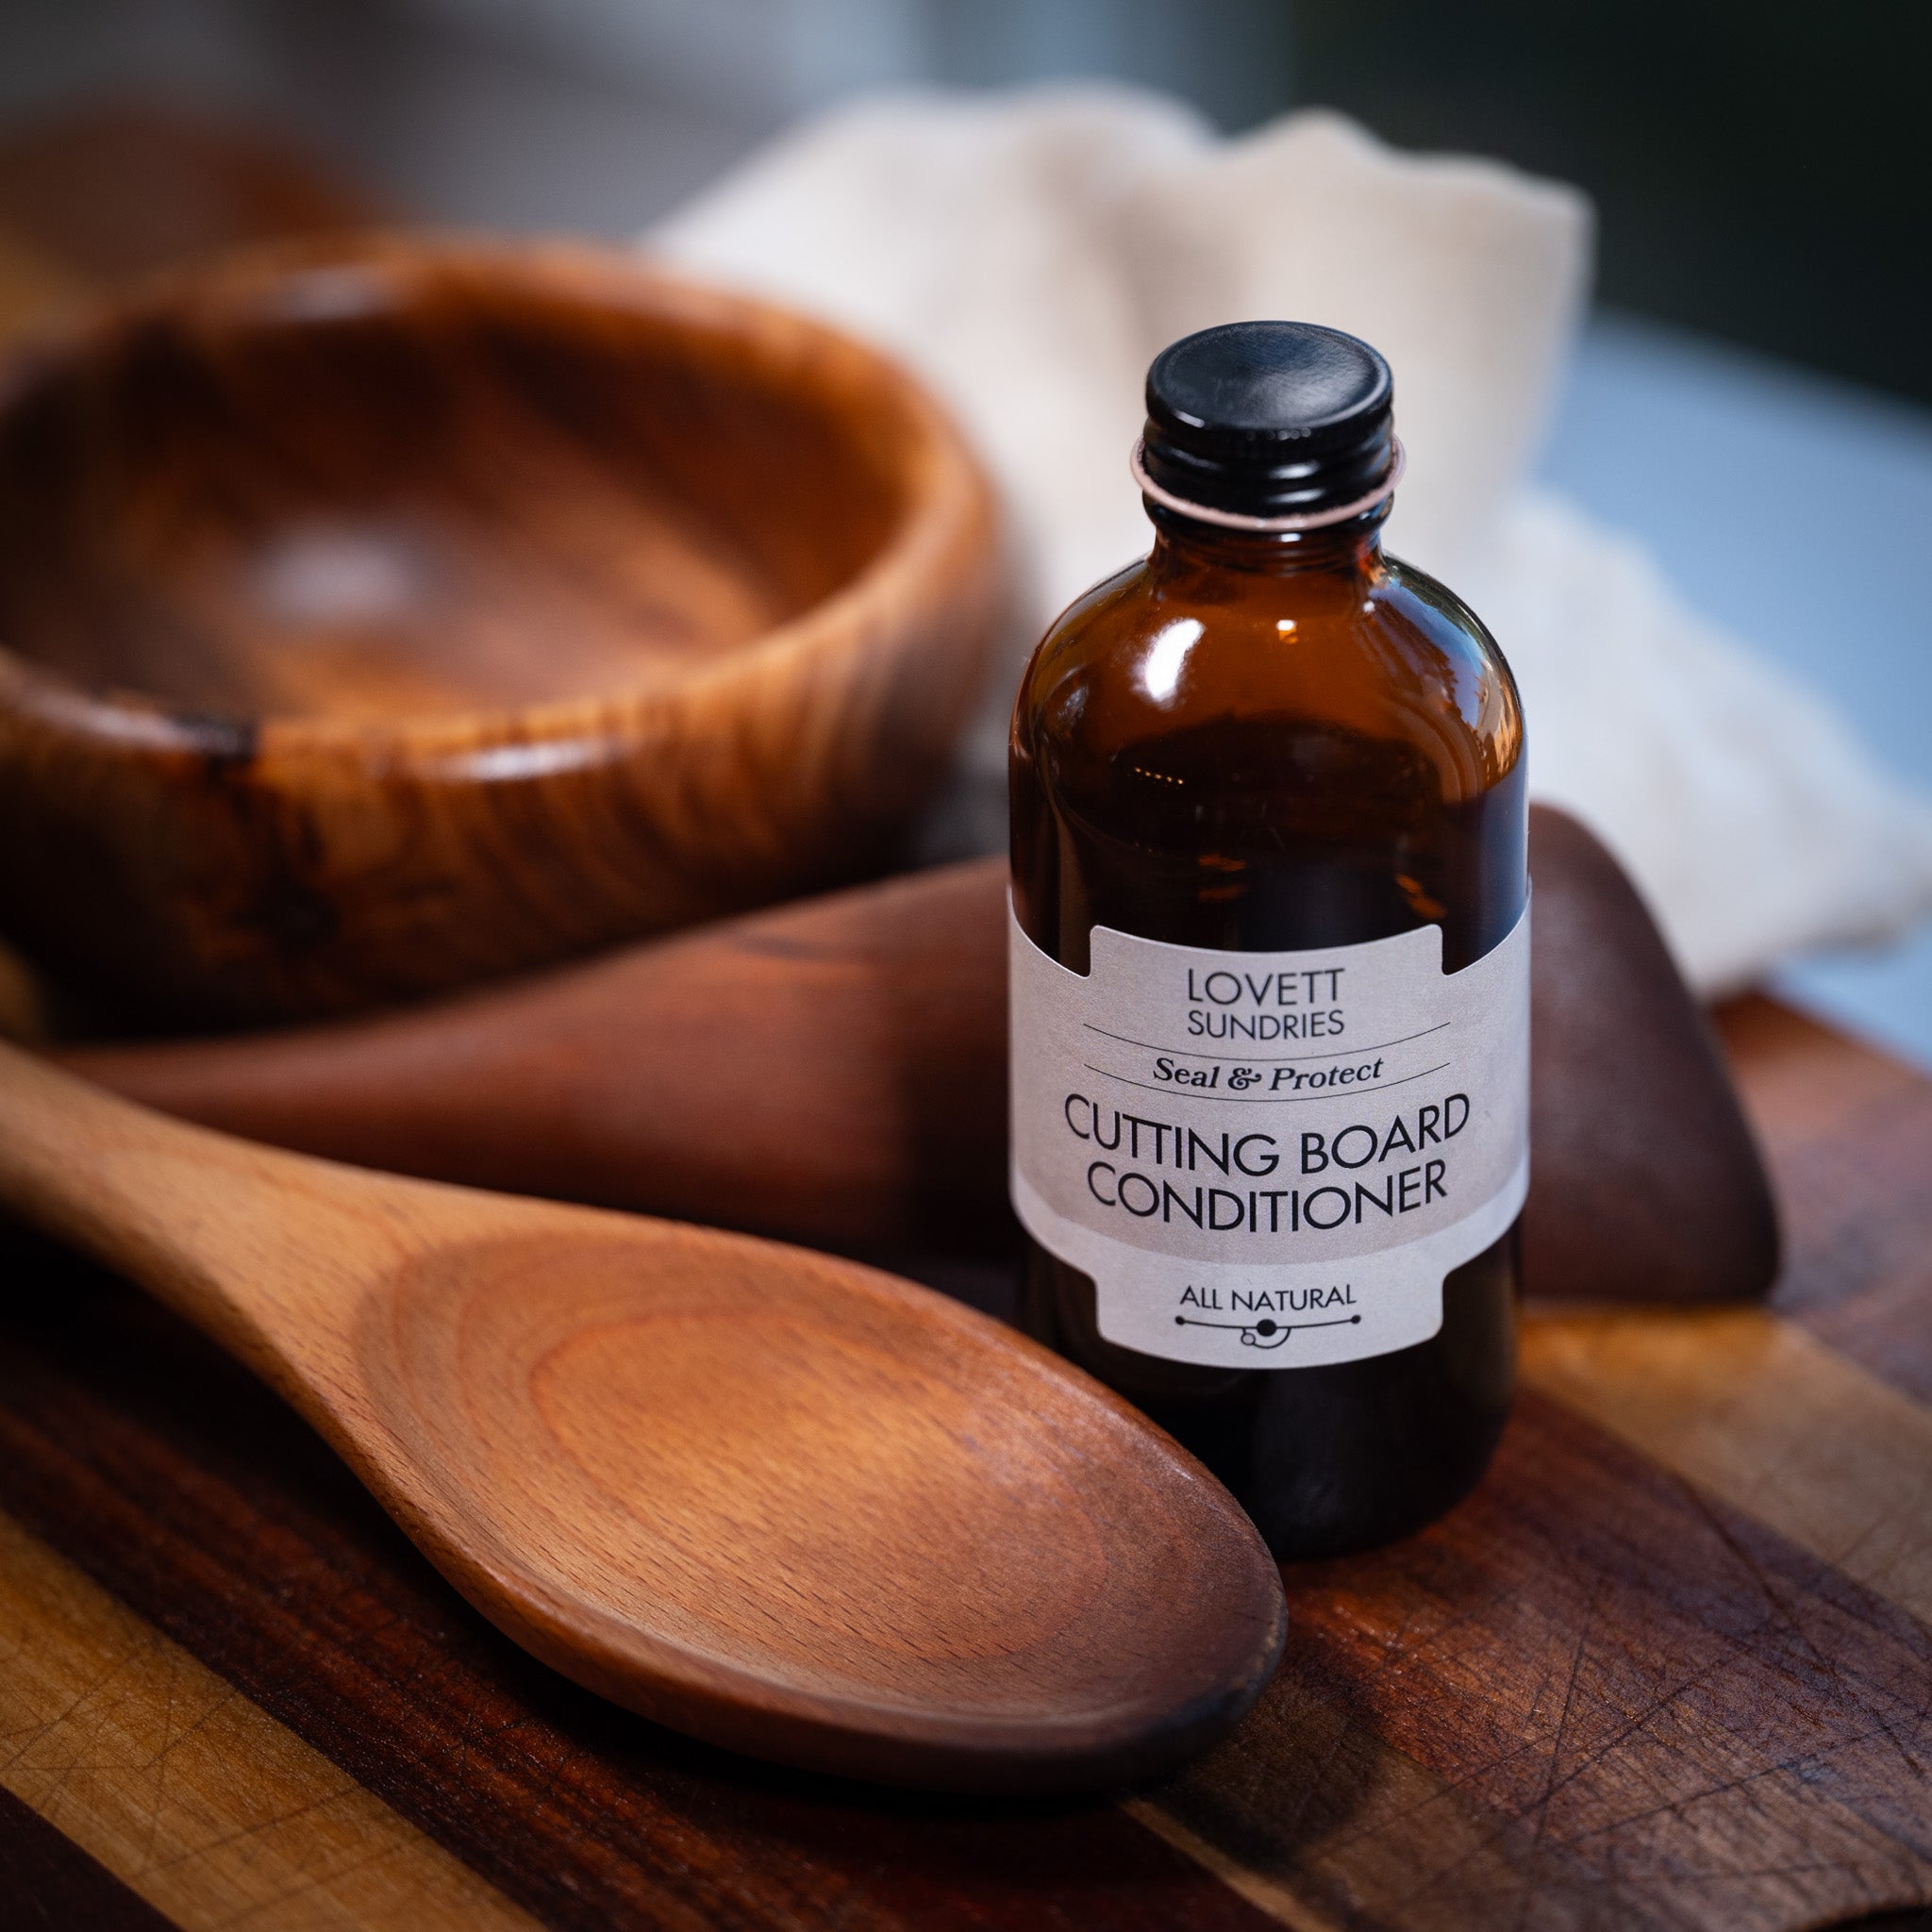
(1, 994, 1928, 1932)
(0, 106, 1929, 1932)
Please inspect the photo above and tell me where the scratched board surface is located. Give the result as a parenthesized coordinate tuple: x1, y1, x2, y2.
(4, 108, 1932, 1932)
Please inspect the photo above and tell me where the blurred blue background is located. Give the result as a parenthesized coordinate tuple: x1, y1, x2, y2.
(3, 0, 1926, 1060)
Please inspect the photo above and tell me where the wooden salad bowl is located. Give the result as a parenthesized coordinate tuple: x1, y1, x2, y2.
(0, 235, 1000, 1025)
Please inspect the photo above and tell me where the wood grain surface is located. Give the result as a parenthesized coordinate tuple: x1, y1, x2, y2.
(0, 231, 1000, 1025)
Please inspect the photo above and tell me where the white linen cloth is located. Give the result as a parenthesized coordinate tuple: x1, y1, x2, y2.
(649, 87, 1932, 992)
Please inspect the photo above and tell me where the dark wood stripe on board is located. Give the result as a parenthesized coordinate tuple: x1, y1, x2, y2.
(0, 1782, 180, 1932)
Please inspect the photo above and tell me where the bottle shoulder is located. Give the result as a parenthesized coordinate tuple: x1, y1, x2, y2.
(1014, 547, 1524, 804)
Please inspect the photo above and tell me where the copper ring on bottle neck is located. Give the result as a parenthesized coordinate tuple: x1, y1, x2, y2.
(1129, 436, 1407, 531)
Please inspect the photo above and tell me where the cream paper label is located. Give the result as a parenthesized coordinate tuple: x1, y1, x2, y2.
(1009, 900, 1529, 1370)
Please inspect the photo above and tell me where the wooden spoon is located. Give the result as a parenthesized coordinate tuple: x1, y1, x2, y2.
(68, 806, 1780, 1301)
(0, 1044, 1286, 1792)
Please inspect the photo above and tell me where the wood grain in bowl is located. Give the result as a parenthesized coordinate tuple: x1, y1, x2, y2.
(0, 235, 1001, 1025)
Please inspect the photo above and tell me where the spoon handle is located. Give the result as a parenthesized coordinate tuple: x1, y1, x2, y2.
(0, 1041, 403, 1371)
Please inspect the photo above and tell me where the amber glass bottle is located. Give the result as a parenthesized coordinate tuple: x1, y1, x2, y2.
(1008, 322, 1527, 1558)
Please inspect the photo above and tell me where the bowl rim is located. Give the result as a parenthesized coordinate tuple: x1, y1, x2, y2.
(0, 230, 996, 772)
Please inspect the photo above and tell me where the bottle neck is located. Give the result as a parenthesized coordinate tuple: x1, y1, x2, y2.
(1144, 501, 1387, 578)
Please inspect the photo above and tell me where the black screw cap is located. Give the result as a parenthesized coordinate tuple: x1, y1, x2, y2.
(1142, 321, 1395, 520)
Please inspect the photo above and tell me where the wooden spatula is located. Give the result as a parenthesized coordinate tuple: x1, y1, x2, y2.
(67, 806, 1780, 1301)
(0, 1042, 1286, 1791)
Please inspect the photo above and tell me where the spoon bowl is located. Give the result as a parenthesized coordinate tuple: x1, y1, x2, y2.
(0, 1042, 1285, 1790)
